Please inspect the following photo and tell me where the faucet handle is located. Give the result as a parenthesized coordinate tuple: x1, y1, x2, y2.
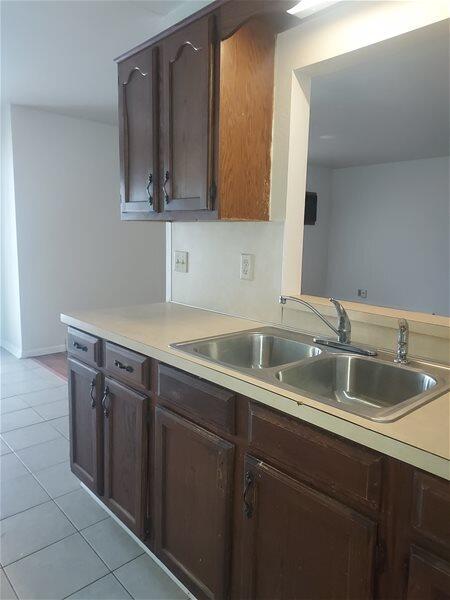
(329, 298, 345, 315)
(329, 298, 351, 344)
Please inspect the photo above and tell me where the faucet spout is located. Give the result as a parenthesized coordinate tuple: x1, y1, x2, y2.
(279, 295, 345, 341)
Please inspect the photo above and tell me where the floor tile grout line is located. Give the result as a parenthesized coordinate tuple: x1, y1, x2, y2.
(78, 523, 146, 573)
(1, 521, 78, 569)
(1, 564, 19, 600)
(111, 570, 135, 599)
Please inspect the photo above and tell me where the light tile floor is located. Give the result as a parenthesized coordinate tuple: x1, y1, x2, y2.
(0, 349, 189, 600)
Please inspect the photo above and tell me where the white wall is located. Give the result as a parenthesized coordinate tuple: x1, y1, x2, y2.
(1, 105, 22, 356)
(301, 165, 332, 296)
(9, 105, 166, 356)
(323, 157, 450, 315)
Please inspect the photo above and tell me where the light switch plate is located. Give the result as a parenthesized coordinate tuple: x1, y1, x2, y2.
(240, 253, 254, 280)
(174, 251, 188, 273)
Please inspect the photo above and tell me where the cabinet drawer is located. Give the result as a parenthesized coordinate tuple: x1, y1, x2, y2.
(412, 472, 450, 550)
(67, 328, 101, 367)
(248, 403, 383, 512)
(157, 364, 236, 434)
(104, 342, 151, 391)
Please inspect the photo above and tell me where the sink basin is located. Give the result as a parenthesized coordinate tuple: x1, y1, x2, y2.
(173, 329, 321, 370)
(276, 354, 445, 422)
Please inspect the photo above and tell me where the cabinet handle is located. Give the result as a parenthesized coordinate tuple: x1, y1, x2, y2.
(146, 172, 153, 205)
(73, 341, 87, 352)
(163, 171, 170, 203)
(89, 378, 96, 408)
(243, 471, 254, 518)
(114, 359, 134, 373)
(101, 386, 111, 418)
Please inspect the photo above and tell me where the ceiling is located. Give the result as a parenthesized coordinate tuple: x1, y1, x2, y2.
(1, 0, 210, 125)
(307, 20, 450, 169)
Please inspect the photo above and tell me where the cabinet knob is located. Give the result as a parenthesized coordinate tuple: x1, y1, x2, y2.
(243, 471, 254, 518)
(163, 171, 170, 204)
(146, 172, 153, 205)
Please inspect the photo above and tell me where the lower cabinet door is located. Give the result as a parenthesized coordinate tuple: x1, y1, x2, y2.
(407, 548, 450, 599)
(102, 377, 149, 537)
(241, 454, 377, 600)
(154, 406, 235, 600)
(68, 358, 103, 494)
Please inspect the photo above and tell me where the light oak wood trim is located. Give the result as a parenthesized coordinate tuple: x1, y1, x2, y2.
(218, 18, 275, 220)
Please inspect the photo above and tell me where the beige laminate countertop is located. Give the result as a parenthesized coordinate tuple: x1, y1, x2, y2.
(61, 302, 450, 480)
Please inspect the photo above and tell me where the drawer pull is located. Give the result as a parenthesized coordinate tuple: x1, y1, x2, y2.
(73, 341, 88, 352)
(243, 471, 254, 518)
(89, 378, 96, 408)
(101, 386, 111, 418)
(114, 360, 134, 373)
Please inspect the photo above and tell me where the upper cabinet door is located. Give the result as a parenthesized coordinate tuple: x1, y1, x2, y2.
(118, 46, 159, 217)
(161, 16, 216, 213)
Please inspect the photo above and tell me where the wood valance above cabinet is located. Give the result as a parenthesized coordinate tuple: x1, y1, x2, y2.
(116, 0, 298, 222)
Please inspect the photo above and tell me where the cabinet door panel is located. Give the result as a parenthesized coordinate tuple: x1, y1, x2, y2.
(241, 454, 377, 600)
(118, 46, 159, 215)
(68, 358, 103, 494)
(407, 548, 450, 599)
(103, 377, 149, 536)
(162, 16, 215, 212)
(154, 407, 234, 599)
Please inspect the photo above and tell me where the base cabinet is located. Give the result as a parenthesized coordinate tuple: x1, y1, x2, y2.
(103, 377, 149, 536)
(67, 333, 450, 600)
(240, 455, 377, 600)
(154, 407, 234, 599)
(68, 358, 103, 494)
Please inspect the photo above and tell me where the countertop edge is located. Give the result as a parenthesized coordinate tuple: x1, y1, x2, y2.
(61, 312, 450, 481)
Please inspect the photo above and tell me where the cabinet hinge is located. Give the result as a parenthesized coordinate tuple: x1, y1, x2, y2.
(375, 540, 387, 574)
(209, 181, 217, 204)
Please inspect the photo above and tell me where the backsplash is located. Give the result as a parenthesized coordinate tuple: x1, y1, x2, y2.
(171, 221, 284, 324)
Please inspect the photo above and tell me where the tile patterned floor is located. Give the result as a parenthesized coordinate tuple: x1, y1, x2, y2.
(0, 349, 189, 600)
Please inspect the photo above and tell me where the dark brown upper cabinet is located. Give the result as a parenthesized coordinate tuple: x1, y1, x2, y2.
(118, 46, 159, 216)
(161, 16, 215, 215)
(116, 0, 297, 222)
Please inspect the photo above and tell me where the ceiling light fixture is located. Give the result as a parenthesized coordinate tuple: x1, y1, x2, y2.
(288, 0, 340, 18)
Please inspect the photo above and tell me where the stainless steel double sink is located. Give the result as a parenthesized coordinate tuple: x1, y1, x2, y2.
(171, 327, 449, 422)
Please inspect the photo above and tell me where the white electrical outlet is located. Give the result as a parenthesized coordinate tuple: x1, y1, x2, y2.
(174, 251, 188, 273)
(240, 253, 254, 280)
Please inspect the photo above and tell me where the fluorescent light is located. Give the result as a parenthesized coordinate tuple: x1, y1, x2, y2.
(288, 0, 339, 17)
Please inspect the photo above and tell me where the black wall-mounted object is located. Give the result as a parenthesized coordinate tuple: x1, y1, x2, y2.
(304, 191, 317, 225)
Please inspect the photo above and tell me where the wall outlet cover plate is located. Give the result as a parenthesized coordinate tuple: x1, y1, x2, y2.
(174, 251, 188, 273)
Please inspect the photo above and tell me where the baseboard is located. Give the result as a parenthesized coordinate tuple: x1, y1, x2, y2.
(21, 344, 66, 358)
(0, 340, 23, 358)
(81, 483, 196, 600)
